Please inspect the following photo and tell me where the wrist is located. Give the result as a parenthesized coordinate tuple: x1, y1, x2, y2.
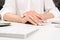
(44, 13, 54, 19)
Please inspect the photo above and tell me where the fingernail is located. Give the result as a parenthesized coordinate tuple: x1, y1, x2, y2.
(41, 23, 45, 26)
(38, 23, 45, 26)
(35, 24, 38, 26)
(38, 23, 41, 25)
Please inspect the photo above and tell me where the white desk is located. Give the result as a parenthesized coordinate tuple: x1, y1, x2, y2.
(0, 22, 60, 40)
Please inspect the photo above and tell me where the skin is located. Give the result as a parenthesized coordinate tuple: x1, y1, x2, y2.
(3, 10, 54, 26)
(23, 10, 43, 25)
(3, 13, 27, 23)
(23, 10, 54, 25)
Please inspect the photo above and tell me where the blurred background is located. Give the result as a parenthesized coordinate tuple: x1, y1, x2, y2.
(0, 0, 5, 10)
(53, 0, 60, 11)
(0, 0, 60, 10)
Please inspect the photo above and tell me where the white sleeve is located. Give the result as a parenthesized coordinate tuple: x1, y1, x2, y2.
(0, 0, 16, 20)
(45, 0, 60, 18)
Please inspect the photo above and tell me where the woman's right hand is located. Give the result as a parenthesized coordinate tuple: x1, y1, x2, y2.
(23, 10, 44, 26)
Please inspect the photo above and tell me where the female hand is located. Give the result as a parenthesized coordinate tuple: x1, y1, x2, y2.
(23, 10, 44, 26)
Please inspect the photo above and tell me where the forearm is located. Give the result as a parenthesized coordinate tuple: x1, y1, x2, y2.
(39, 13, 54, 20)
(44, 13, 54, 19)
(3, 13, 25, 23)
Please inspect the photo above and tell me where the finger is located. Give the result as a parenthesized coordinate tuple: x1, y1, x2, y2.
(22, 17, 27, 23)
(38, 23, 45, 26)
(24, 16, 37, 25)
(29, 10, 42, 20)
(23, 11, 43, 25)
(27, 17, 37, 25)
(27, 13, 43, 25)
(35, 13, 45, 20)
(32, 12, 42, 20)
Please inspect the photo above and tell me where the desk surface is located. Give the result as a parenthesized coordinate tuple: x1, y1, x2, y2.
(0, 21, 60, 40)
